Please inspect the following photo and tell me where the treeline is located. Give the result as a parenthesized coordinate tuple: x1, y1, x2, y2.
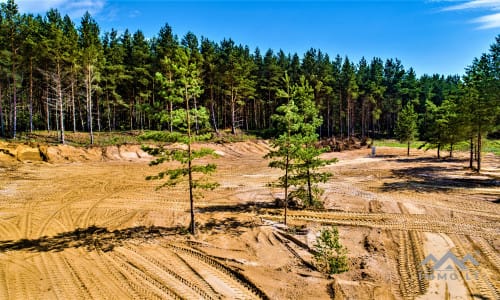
(0, 1, 498, 155)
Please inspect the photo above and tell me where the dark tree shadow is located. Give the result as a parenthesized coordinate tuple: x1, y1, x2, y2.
(0, 225, 183, 253)
(370, 154, 398, 159)
(381, 165, 499, 192)
(394, 157, 467, 164)
(198, 217, 256, 235)
(197, 201, 277, 214)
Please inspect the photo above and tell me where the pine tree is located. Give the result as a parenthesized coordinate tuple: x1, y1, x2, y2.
(78, 12, 102, 144)
(395, 102, 418, 156)
(313, 226, 349, 274)
(290, 77, 336, 207)
(144, 47, 218, 235)
(265, 73, 302, 225)
(1, 0, 21, 138)
(268, 75, 336, 212)
(463, 45, 499, 172)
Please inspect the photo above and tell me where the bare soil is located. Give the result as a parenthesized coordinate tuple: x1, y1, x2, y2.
(0, 140, 498, 299)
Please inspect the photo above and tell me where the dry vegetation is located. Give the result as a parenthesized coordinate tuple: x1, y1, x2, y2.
(0, 139, 498, 299)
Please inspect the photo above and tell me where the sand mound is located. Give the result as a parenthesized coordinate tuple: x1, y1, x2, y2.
(0, 142, 152, 163)
(0, 140, 269, 164)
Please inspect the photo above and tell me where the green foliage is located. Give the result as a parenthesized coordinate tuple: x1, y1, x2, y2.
(395, 103, 418, 143)
(313, 227, 349, 274)
(395, 102, 418, 155)
(139, 131, 184, 143)
(144, 44, 217, 235)
(143, 145, 218, 191)
(266, 74, 337, 212)
(0, 0, 497, 175)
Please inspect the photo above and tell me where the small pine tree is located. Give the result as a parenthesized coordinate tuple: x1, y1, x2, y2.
(265, 73, 302, 225)
(288, 77, 336, 207)
(395, 102, 418, 156)
(313, 226, 349, 274)
(143, 47, 218, 235)
(267, 75, 337, 222)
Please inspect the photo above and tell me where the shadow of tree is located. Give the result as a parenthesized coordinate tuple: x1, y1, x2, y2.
(381, 165, 499, 192)
(198, 201, 277, 214)
(198, 217, 256, 235)
(0, 225, 183, 253)
(394, 157, 467, 164)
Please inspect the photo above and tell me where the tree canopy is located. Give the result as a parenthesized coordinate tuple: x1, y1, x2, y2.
(0, 1, 497, 171)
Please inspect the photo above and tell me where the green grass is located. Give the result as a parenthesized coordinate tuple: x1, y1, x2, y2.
(371, 139, 424, 149)
(372, 138, 500, 155)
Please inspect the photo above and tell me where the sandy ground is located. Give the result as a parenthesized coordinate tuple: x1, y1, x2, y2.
(0, 140, 498, 299)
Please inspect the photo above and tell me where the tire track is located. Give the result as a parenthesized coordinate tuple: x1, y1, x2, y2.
(99, 210, 138, 229)
(45, 252, 87, 299)
(450, 234, 500, 300)
(469, 236, 500, 273)
(167, 243, 269, 299)
(119, 245, 217, 299)
(39, 252, 66, 299)
(261, 210, 498, 238)
(397, 231, 424, 299)
(171, 251, 221, 297)
(0, 264, 8, 299)
(0, 218, 22, 240)
(93, 249, 140, 299)
(108, 249, 181, 299)
(59, 252, 95, 299)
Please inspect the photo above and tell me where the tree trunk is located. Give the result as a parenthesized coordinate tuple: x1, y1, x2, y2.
(449, 144, 453, 158)
(29, 58, 34, 133)
(469, 137, 474, 169)
(97, 94, 101, 132)
(0, 84, 4, 137)
(46, 85, 50, 132)
(307, 167, 313, 206)
(193, 96, 199, 134)
(71, 67, 76, 133)
(327, 100, 331, 138)
(407, 141, 410, 156)
(106, 90, 111, 132)
(12, 57, 17, 139)
(87, 65, 94, 145)
(437, 143, 441, 159)
(284, 150, 289, 226)
(477, 132, 482, 173)
(346, 96, 351, 139)
(186, 86, 195, 235)
(57, 64, 65, 144)
(339, 89, 343, 139)
(210, 85, 218, 133)
(169, 100, 173, 133)
(231, 89, 236, 135)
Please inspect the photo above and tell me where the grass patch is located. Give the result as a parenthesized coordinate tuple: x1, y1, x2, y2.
(371, 139, 424, 149)
(372, 138, 499, 156)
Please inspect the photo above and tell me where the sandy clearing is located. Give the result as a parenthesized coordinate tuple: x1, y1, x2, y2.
(0, 141, 498, 299)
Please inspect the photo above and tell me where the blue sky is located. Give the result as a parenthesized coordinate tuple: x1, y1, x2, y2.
(12, 0, 500, 76)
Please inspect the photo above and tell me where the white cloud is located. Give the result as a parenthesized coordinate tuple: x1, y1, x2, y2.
(14, 0, 106, 19)
(473, 12, 500, 28)
(443, 0, 500, 11)
(441, 0, 500, 29)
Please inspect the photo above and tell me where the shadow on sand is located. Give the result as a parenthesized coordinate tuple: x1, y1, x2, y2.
(0, 225, 183, 253)
(381, 163, 499, 192)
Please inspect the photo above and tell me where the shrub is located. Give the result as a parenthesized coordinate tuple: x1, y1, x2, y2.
(313, 226, 349, 274)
